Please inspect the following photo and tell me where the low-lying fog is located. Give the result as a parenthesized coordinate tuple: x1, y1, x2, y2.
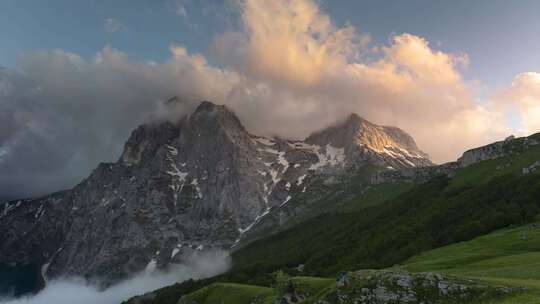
(0, 250, 230, 304)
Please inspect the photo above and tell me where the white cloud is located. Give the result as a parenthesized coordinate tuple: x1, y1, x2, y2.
(0, 250, 230, 304)
(208, 0, 510, 162)
(492, 72, 540, 135)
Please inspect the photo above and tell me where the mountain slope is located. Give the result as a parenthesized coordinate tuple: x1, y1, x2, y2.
(306, 113, 432, 169)
(127, 270, 520, 304)
(0, 101, 431, 295)
(403, 219, 540, 285)
(230, 134, 540, 278)
(401, 220, 540, 302)
(179, 273, 518, 304)
(122, 132, 540, 304)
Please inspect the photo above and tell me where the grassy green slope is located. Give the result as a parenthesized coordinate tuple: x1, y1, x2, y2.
(404, 220, 540, 283)
(335, 181, 415, 212)
(448, 143, 540, 191)
(402, 220, 540, 302)
(239, 166, 415, 245)
(176, 277, 335, 304)
(175, 272, 522, 304)
(177, 283, 274, 304)
(178, 220, 540, 304)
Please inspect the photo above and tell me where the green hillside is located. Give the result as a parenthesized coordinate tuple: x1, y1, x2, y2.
(176, 282, 274, 304)
(175, 271, 521, 304)
(231, 151, 540, 279)
(176, 277, 336, 304)
(401, 220, 540, 302)
(129, 221, 540, 304)
(404, 220, 540, 285)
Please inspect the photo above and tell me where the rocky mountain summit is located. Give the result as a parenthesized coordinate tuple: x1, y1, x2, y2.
(0, 101, 432, 294)
(306, 114, 431, 170)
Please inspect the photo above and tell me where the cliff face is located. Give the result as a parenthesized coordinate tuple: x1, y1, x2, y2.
(456, 134, 540, 168)
(0, 101, 431, 292)
(458, 142, 506, 167)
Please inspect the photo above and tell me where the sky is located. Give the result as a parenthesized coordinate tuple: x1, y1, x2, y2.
(2, 0, 540, 88)
(1, 0, 540, 199)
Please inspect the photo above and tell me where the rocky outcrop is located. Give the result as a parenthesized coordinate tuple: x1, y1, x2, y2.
(458, 142, 505, 167)
(0, 101, 431, 292)
(370, 161, 460, 185)
(458, 134, 539, 167)
(321, 270, 515, 303)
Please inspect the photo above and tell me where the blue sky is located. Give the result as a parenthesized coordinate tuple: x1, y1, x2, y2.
(0, 0, 233, 67)
(1, 0, 540, 89)
(326, 0, 540, 88)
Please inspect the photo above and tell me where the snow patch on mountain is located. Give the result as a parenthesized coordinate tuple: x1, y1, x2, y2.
(309, 144, 345, 170)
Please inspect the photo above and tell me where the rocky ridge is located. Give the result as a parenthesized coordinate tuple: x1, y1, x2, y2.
(372, 132, 540, 184)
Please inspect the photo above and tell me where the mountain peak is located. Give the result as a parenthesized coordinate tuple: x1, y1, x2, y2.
(190, 101, 246, 133)
(193, 100, 238, 117)
(345, 113, 368, 124)
(194, 100, 220, 113)
(306, 114, 432, 168)
(120, 101, 243, 166)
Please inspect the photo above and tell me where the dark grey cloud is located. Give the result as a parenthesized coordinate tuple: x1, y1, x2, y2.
(0, 47, 231, 200)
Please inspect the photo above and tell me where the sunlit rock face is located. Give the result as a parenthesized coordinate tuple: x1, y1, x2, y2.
(306, 113, 432, 170)
(0, 101, 431, 293)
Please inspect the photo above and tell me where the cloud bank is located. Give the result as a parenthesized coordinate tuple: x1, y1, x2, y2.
(0, 46, 232, 199)
(493, 72, 540, 135)
(1, 0, 539, 199)
(0, 250, 230, 304)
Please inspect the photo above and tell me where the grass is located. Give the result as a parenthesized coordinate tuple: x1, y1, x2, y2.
(177, 277, 334, 304)
(448, 144, 540, 192)
(336, 182, 414, 212)
(178, 282, 274, 304)
(403, 221, 540, 303)
(403, 221, 540, 276)
(176, 272, 530, 304)
(471, 292, 540, 304)
(291, 276, 334, 292)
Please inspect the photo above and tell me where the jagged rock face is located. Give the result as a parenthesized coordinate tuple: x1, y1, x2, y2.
(0, 101, 431, 291)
